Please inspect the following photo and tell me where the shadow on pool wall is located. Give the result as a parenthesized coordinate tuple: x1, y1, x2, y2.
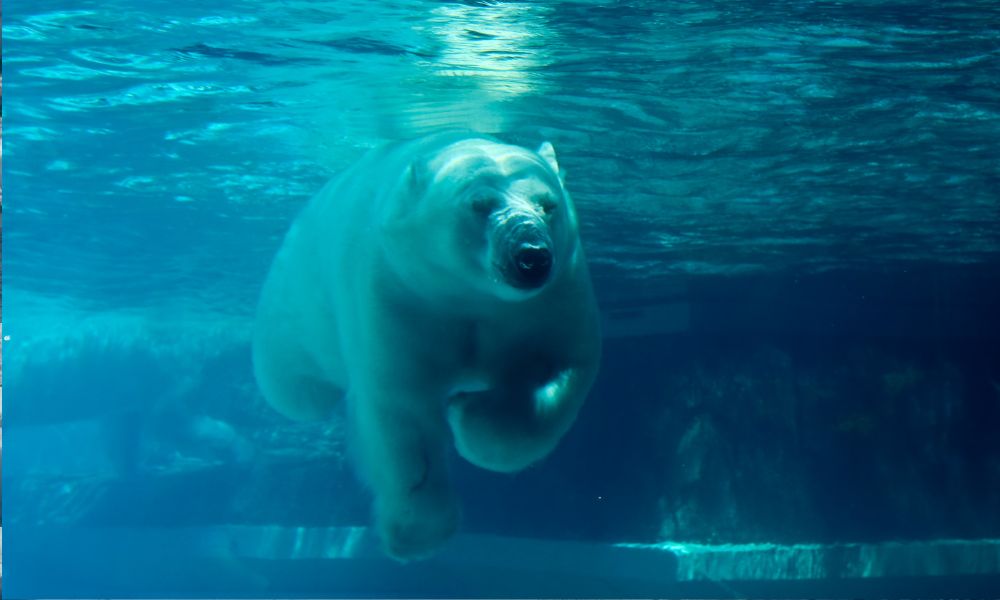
(470, 263, 1000, 546)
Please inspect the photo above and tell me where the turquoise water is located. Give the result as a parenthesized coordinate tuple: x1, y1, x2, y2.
(3, 1, 1000, 597)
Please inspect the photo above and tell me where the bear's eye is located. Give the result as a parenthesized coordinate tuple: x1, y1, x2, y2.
(539, 196, 558, 215)
(472, 196, 498, 216)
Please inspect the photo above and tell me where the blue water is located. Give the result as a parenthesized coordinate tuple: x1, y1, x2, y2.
(3, 1, 1000, 597)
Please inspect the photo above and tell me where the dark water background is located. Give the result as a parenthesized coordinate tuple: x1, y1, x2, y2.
(2, 0, 1000, 596)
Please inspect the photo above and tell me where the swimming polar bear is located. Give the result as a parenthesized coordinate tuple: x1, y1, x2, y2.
(253, 132, 601, 560)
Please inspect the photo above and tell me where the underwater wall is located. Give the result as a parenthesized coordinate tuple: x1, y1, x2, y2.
(6, 266, 999, 549)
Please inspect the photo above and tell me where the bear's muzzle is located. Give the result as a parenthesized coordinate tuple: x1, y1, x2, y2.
(491, 211, 553, 291)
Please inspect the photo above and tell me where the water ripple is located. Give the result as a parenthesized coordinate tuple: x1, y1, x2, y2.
(70, 47, 173, 71)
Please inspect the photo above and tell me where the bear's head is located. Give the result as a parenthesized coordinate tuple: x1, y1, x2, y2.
(383, 137, 580, 307)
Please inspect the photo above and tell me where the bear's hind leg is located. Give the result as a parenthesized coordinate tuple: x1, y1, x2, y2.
(252, 340, 344, 421)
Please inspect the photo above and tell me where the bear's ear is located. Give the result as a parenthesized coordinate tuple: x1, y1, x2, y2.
(537, 141, 560, 175)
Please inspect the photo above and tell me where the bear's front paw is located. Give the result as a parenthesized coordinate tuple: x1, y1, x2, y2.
(376, 487, 460, 561)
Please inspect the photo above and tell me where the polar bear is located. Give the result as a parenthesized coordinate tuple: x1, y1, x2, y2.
(252, 132, 601, 560)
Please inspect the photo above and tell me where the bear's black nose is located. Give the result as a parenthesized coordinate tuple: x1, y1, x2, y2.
(514, 244, 552, 288)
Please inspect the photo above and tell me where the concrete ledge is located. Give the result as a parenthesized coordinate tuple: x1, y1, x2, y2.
(4, 525, 1000, 598)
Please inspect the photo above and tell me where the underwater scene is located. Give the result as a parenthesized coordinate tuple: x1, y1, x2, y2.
(2, 0, 1000, 597)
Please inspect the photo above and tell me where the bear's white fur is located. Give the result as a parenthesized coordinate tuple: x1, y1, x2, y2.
(253, 132, 601, 560)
